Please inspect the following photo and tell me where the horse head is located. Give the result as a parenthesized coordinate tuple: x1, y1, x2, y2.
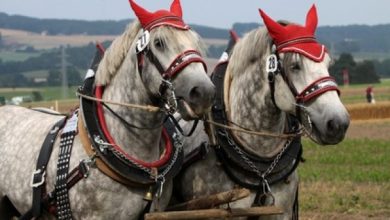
(260, 5, 350, 145)
(129, 0, 215, 120)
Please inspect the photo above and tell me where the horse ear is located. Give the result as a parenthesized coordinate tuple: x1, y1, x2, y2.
(129, 0, 152, 22)
(259, 9, 285, 40)
(170, 0, 183, 18)
(305, 4, 318, 34)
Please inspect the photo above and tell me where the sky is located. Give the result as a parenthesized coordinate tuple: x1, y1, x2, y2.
(1, 0, 390, 28)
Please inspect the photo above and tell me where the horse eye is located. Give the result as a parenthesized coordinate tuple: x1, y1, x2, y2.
(291, 62, 301, 71)
(154, 39, 165, 50)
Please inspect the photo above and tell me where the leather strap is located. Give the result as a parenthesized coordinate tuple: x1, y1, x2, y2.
(78, 115, 137, 186)
(20, 117, 66, 220)
(55, 112, 78, 220)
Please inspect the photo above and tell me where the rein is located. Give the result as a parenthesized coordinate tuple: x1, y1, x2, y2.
(76, 91, 160, 112)
(206, 119, 300, 139)
(94, 85, 173, 168)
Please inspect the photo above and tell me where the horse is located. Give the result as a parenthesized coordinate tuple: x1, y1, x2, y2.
(177, 5, 350, 220)
(0, 0, 215, 219)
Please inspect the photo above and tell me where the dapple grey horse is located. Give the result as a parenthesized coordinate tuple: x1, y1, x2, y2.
(0, 0, 215, 219)
(178, 5, 349, 220)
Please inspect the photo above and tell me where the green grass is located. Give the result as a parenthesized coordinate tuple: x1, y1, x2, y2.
(351, 52, 390, 61)
(299, 138, 390, 182)
(0, 86, 79, 101)
(340, 78, 390, 89)
(341, 94, 390, 104)
(299, 138, 390, 216)
(22, 70, 49, 79)
(0, 51, 42, 62)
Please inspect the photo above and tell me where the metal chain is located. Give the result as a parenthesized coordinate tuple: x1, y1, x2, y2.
(219, 130, 292, 179)
(96, 132, 183, 180)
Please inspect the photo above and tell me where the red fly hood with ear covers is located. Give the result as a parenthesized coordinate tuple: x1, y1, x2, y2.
(129, 0, 189, 31)
(259, 5, 327, 62)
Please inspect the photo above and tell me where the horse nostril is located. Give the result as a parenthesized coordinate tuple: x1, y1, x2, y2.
(327, 119, 337, 132)
(327, 118, 349, 136)
(188, 84, 215, 107)
(189, 86, 202, 101)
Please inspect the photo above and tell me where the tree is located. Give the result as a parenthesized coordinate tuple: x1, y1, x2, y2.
(31, 91, 43, 101)
(330, 53, 356, 85)
(353, 61, 380, 84)
(48, 69, 61, 86)
(330, 53, 380, 85)
(67, 67, 82, 86)
(0, 32, 4, 50)
(373, 59, 390, 77)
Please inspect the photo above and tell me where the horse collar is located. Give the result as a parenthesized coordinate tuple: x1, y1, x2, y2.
(77, 47, 184, 187)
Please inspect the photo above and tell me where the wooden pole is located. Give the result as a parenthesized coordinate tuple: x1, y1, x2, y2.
(144, 206, 283, 220)
(167, 188, 250, 211)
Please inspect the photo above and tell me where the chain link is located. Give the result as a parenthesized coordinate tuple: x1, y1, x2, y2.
(219, 130, 292, 180)
(99, 132, 183, 180)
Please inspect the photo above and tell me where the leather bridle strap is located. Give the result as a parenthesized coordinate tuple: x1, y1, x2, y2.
(141, 49, 207, 80)
(295, 76, 340, 103)
(162, 50, 207, 79)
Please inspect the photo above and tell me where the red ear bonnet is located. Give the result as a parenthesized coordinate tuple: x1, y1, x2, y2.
(129, 0, 189, 30)
(259, 5, 326, 62)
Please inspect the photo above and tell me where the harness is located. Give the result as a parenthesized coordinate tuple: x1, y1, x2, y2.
(209, 51, 302, 201)
(204, 28, 340, 216)
(21, 23, 207, 218)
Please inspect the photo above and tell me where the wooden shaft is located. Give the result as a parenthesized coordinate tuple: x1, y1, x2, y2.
(167, 188, 250, 211)
(145, 206, 283, 220)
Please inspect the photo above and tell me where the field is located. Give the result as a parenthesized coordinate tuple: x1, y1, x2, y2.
(0, 84, 388, 219)
(0, 28, 227, 52)
(0, 28, 117, 50)
(299, 120, 390, 219)
(1, 28, 389, 219)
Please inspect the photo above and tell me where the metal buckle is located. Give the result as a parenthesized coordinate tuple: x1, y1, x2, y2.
(30, 169, 46, 188)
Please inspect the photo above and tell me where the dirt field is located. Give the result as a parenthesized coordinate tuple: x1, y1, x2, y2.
(300, 119, 390, 220)
(1, 28, 117, 49)
(1, 28, 228, 50)
(346, 119, 390, 141)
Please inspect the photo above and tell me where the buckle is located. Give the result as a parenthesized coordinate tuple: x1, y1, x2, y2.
(30, 169, 46, 188)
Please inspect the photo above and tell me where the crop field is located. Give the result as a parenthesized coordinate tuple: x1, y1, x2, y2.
(0, 28, 117, 50)
(0, 77, 389, 219)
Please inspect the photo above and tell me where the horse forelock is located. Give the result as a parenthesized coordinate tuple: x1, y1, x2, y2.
(228, 27, 273, 108)
(150, 26, 206, 55)
(229, 27, 272, 80)
(96, 21, 142, 86)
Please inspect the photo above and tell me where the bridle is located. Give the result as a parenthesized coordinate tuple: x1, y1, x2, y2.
(266, 48, 340, 121)
(135, 29, 207, 114)
(91, 26, 207, 170)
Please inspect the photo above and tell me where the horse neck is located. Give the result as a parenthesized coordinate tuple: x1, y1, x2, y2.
(227, 29, 287, 157)
(101, 57, 165, 162)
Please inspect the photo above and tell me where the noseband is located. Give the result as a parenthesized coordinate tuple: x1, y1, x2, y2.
(135, 29, 207, 114)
